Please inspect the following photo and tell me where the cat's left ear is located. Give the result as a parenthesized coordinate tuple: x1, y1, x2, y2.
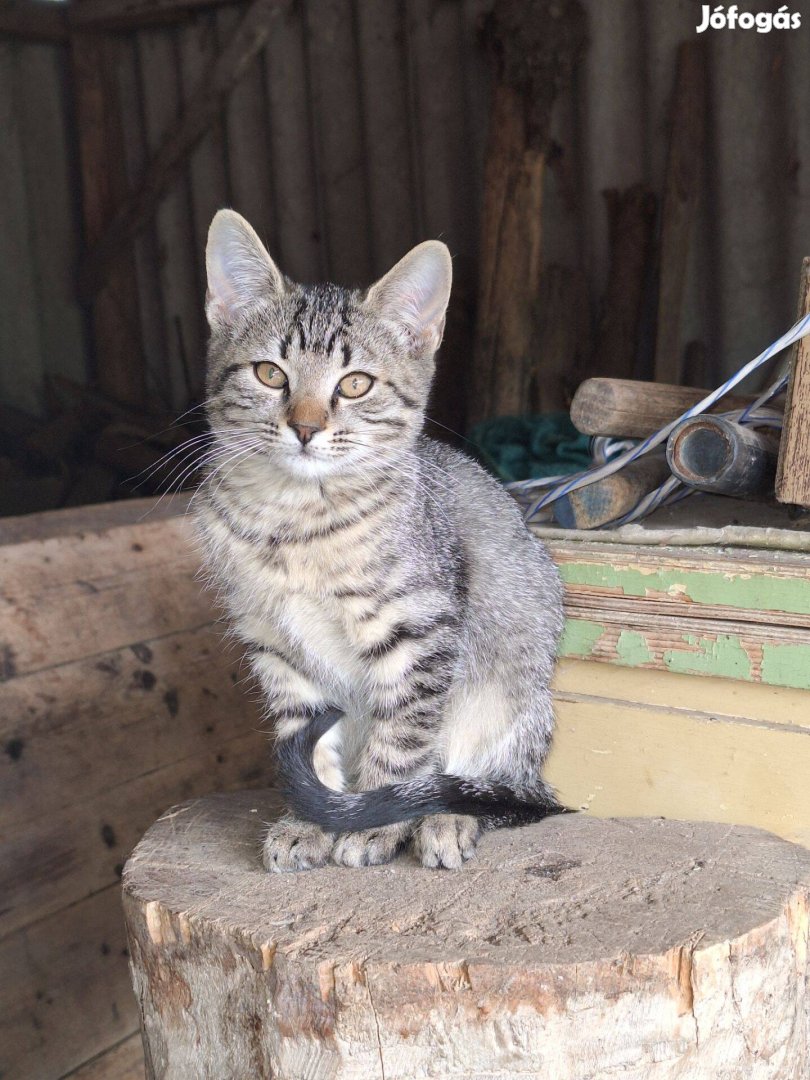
(205, 209, 285, 328)
(365, 241, 452, 354)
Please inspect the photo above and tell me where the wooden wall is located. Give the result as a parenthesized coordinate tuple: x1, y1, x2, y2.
(0, 500, 272, 1080)
(0, 39, 88, 416)
(1, 0, 808, 415)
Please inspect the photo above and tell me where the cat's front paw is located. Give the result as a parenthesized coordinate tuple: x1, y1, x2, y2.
(332, 822, 413, 867)
(413, 814, 481, 869)
(262, 815, 334, 872)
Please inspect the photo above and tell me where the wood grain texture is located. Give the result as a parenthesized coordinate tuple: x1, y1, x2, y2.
(64, 1035, 145, 1080)
(64, 1034, 145, 1080)
(776, 256, 810, 507)
(125, 792, 810, 1078)
(71, 25, 146, 407)
(549, 662, 810, 847)
(653, 41, 708, 384)
(570, 377, 758, 438)
(78, 0, 291, 300)
(0, 503, 272, 1080)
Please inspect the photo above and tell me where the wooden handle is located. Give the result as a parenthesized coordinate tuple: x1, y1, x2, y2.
(571, 378, 760, 438)
(553, 454, 671, 530)
(667, 416, 779, 497)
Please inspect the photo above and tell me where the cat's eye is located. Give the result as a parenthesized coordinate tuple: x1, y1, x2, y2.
(254, 362, 288, 389)
(337, 372, 374, 399)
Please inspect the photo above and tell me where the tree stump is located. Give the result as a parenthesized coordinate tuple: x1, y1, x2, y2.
(123, 793, 810, 1079)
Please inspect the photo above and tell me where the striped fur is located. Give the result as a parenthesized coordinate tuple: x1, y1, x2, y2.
(195, 210, 565, 871)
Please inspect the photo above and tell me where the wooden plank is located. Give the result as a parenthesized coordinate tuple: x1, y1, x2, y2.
(13, 42, 89, 390)
(71, 26, 146, 407)
(1, 727, 274, 937)
(178, 10, 230, 309)
(70, 0, 234, 28)
(0, 515, 208, 678)
(302, 0, 372, 285)
(0, 0, 68, 42)
(0, 41, 46, 415)
(218, 6, 274, 246)
(0, 494, 188, 544)
(548, 683, 810, 848)
(262, 0, 321, 280)
(78, 0, 292, 300)
(354, 0, 416, 276)
(116, 33, 172, 407)
(548, 540, 810, 626)
(653, 41, 708, 384)
(554, 656, 810, 733)
(63, 1034, 144, 1080)
(136, 24, 203, 409)
(0, 625, 261, 829)
(560, 609, 810, 688)
(0, 886, 138, 1080)
(776, 256, 810, 507)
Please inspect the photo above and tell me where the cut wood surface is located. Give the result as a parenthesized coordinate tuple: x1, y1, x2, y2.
(125, 791, 810, 1079)
(667, 414, 779, 497)
(571, 377, 759, 438)
(776, 256, 810, 507)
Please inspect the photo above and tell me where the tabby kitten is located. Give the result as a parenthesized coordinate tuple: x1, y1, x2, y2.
(195, 209, 566, 871)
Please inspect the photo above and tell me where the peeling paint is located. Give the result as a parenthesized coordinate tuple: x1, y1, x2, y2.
(560, 563, 810, 616)
(615, 630, 654, 667)
(663, 635, 752, 681)
(761, 645, 810, 691)
(559, 619, 605, 658)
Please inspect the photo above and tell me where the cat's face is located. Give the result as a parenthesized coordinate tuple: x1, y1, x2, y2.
(204, 211, 452, 481)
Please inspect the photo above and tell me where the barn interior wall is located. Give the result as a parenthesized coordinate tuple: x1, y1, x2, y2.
(0, 0, 806, 423)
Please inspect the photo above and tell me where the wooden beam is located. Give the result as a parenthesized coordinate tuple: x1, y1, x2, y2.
(78, 0, 291, 301)
(0, 0, 68, 41)
(653, 41, 708, 384)
(71, 23, 146, 406)
(469, 0, 587, 425)
(776, 257, 810, 507)
(69, 0, 237, 29)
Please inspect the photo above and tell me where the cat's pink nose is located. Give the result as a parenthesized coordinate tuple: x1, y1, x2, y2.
(288, 421, 322, 446)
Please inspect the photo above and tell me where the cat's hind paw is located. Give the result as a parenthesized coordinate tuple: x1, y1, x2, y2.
(413, 814, 481, 869)
(262, 815, 334, 873)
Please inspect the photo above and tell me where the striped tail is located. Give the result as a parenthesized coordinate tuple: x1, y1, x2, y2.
(275, 708, 572, 832)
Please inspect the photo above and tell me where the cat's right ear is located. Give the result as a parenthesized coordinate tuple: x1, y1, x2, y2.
(205, 209, 285, 328)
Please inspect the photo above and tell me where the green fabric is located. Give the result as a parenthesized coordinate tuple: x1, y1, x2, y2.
(469, 413, 591, 484)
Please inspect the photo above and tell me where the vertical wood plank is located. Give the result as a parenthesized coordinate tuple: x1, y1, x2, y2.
(217, 7, 276, 249)
(263, 1, 323, 279)
(303, 0, 372, 286)
(355, 0, 417, 277)
(71, 27, 146, 407)
(178, 11, 230, 309)
(116, 35, 172, 408)
(775, 257, 810, 508)
(14, 44, 88, 393)
(137, 25, 204, 408)
(0, 42, 45, 416)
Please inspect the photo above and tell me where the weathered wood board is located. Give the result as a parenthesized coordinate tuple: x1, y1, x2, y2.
(549, 659, 810, 848)
(547, 538, 810, 686)
(0, 500, 273, 1080)
(125, 792, 810, 1079)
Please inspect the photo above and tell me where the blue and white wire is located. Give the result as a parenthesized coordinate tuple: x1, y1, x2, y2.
(507, 313, 809, 526)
